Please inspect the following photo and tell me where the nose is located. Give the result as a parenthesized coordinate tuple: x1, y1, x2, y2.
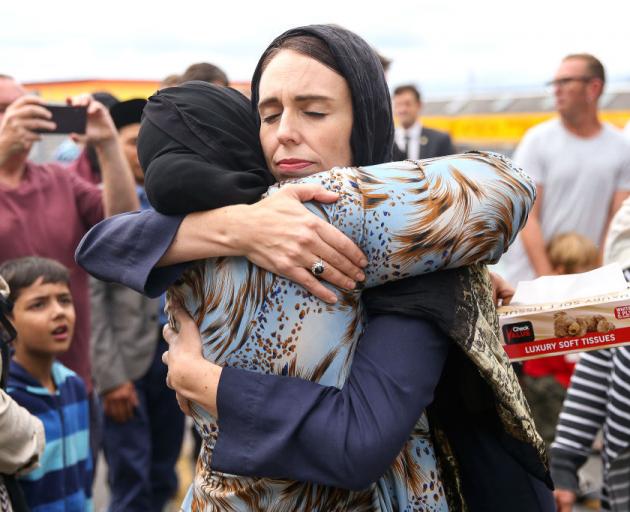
(276, 110, 301, 146)
(51, 299, 68, 319)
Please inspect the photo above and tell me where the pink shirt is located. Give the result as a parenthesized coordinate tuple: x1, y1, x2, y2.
(0, 161, 103, 392)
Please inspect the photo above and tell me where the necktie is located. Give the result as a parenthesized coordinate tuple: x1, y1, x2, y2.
(404, 133, 411, 159)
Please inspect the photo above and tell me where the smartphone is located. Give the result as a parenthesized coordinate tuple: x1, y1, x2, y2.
(37, 105, 87, 134)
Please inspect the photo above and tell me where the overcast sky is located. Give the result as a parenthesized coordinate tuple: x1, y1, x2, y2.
(5, 0, 630, 98)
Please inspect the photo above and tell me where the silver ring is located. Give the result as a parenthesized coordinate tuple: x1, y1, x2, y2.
(311, 258, 325, 276)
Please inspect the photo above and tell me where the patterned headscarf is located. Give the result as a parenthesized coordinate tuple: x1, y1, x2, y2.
(250, 24, 394, 166)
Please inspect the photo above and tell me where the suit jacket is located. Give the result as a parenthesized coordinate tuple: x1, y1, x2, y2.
(394, 125, 456, 160)
(89, 277, 159, 394)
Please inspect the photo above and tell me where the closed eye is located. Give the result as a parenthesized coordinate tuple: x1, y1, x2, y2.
(262, 113, 281, 124)
(305, 112, 326, 118)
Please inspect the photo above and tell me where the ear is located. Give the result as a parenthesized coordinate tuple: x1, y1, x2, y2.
(587, 79, 603, 103)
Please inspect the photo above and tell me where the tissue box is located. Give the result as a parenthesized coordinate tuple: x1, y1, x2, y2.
(498, 289, 630, 361)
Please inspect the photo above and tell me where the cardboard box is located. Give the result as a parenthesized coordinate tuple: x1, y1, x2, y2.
(498, 289, 630, 361)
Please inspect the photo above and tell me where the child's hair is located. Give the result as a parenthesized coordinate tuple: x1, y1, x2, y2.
(547, 232, 599, 274)
(0, 257, 70, 303)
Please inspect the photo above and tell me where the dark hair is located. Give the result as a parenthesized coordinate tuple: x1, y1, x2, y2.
(0, 74, 14, 81)
(563, 53, 606, 84)
(160, 74, 182, 88)
(376, 52, 391, 73)
(393, 84, 421, 103)
(181, 63, 229, 86)
(259, 35, 342, 76)
(0, 257, 70, 302)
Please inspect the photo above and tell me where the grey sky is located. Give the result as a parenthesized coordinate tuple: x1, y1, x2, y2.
(5, 0, 630, 97)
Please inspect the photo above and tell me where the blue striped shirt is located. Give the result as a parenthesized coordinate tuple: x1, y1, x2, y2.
(7, 360, 92, 511)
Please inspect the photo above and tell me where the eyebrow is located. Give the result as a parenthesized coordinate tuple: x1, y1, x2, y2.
(26, 292, 71, 302)
(258, 94, 334, 110)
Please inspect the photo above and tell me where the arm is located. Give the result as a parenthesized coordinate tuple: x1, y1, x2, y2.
(89, 280, 139, 423)
(75, 209, 187, 297)
(604, 195, 630, 266)
(77, 185, 367, 302)
(0, 389, 45, 474)
(550, 349, 611, 506)
(600, 189, 630, 260)
(520, 184, 554, 276)
(164, 311, 447, 490)
(69, 95, 139, 217)
(289, 152, 536, 288)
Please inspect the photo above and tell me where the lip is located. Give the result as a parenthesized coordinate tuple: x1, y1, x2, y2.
(275, 159, 314, 172)
(51, 325, 70, 341)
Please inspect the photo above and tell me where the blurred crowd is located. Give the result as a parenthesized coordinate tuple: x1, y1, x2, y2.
(1, 49, 630, 512)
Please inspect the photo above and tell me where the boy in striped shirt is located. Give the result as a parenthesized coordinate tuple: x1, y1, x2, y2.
(0, 256, 92, 511)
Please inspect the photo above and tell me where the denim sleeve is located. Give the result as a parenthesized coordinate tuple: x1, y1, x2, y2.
(212, 314, 447, 490)
(75, 209, 188, 298)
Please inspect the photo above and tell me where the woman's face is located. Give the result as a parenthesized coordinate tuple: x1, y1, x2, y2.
(258, 50, 353, 181)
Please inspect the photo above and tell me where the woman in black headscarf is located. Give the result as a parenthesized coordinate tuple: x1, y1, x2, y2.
(138, 81, 272, 214)
(78, 25, 552, 511)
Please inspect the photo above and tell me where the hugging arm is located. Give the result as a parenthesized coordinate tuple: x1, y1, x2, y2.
(197, 314, 447, 490)
(294, 151, 536, 287)
(75, 209, 187, 298)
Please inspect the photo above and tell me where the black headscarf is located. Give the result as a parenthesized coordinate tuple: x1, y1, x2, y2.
(138, 81, 273, 214)
(250, 24, 394, 166)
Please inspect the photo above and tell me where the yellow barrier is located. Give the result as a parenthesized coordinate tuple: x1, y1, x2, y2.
(423, 112, 630, 146)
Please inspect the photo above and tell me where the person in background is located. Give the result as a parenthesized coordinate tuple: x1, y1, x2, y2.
(0, 274, 45, 512)
(0, 74, 138, 465)
(392, 83, 455, 160)
(521, 232, 599, 447)
(159, 74, 182, 89)
(91, 98, 184, 510)
(551, 200, 630, 511)
(180, 62, 228, 86)
(502, 54, 630, 285)
(2, 257, 92, 512)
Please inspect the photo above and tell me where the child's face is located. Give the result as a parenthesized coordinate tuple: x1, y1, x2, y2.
(11, 278, 75, 358)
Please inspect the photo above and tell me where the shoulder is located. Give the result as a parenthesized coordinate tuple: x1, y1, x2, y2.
(422, 126, 451, 140)
(52, 362, 87, 397)
(523, 118, 561, 140)
(601, 123, 630, 150)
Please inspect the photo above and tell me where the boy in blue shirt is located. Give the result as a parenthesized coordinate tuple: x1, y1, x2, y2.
(0, 256, 92, 511)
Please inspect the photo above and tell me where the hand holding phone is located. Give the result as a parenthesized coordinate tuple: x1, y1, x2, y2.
(36, 105, 87, 134)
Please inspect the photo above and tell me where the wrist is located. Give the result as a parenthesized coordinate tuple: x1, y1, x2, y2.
(202, 204, 251, 258)
(176, 357, 222, 415)
(92, 134, 118, 152)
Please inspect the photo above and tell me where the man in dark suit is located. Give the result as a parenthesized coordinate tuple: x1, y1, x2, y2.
(393, 84, 455, 160)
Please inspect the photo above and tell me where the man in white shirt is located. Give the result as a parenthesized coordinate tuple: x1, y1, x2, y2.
(393, 84, 454, 160)
(502, 54, 630, 284)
